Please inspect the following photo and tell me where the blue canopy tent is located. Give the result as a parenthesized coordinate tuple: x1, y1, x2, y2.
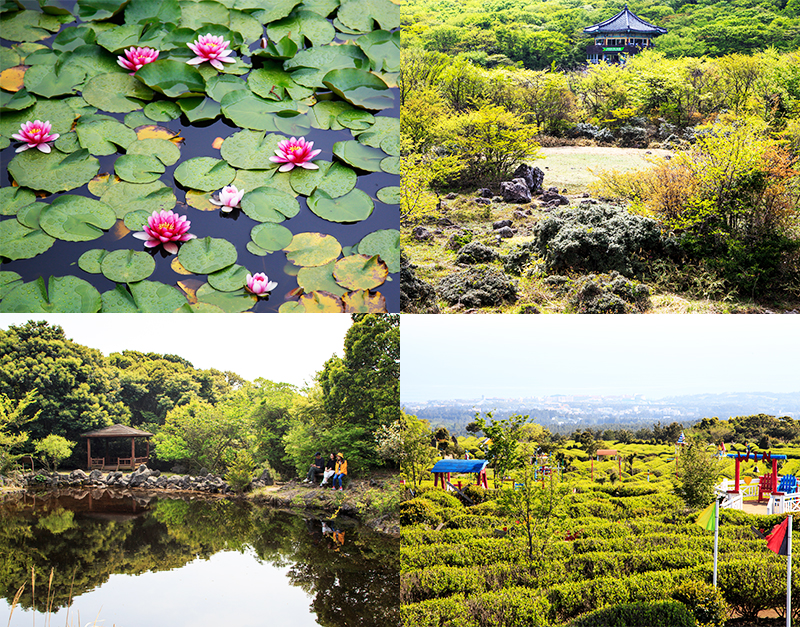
(430, 459, 489, 490)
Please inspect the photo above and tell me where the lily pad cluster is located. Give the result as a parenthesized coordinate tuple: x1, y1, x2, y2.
(0, 0, 399, 313)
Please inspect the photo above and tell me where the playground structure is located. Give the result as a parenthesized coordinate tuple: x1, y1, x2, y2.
(591, 449, 621, 481)
(430, 459, 489, 491)
(713, 452, 797, 514)
(532, 453, 563, 484)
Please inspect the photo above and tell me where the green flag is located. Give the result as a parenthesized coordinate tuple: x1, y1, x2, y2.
(696, 501, 716, 531)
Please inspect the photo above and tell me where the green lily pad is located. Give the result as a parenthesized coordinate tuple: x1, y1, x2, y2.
(100, 249, 156, 283)
(220, 90, 295, 131)
(82, 73, 154, 113)
(144, 101, 182, 122)
(54, 132, 81, 153)
(8, 148, 100, 194)
(297, 261, 347, 297)
(177, 97, 221, 123)
(124, 111, 152, 128)
(78, 248, 110, 274)
(357, 228, 400, 273)
(337, 0, 399, 32)
(323, 69, 393, 110)
(248, 67, 314, 102)
(354, 116, 399, 149)
(376, 186, 400, 205)
(76, 116, 138, 156)
(96, 23, 146, 53)
(241, 187, 300, 223)
(333, 254, 388, 290)
(250, 223, 294, 252)
(0, 275, 102, 313)
(267, 10, 335, 47)
(274, 111, 312, 136)
(337, 110, 375, 131)
(332, 140, 385, 172)
(195, 283, 258, 313)
(278, 301, 305, 313)
(178, 236, 238, 274)
(174, 157, 235, 192)
(232, 169, 280, 193)
(78, 0, 128, 21)
(229, 9, 264, 44)
(307, 188, 373, 223)
(0, 219, 55, 260)
(23, 63, 85, 98)
(380, 156, 399, 174)
(127, 138, 181, 166)
(207, 263, 250, 292)
(0, 48, 21, 72)
(0, 88, 36, 112)
(206, 74, 248, 103)
(16, 203, 44, 229)
(246, 241, 269, 257)
(39, 195, 116, 242)
(308, 101, 359, 131)
(0, 187, 36, 216)
(123, 209, 152, 230)
(289, 161, 357, 198)
(284, 232, 342, 267)
(101, 280, 188, 313)
(380, 133, 400, 156)
(100, 180, 176, 218)
(136, 60, 205, 98)
(58, 44, 120, 81)
(220, 130, 284, 170)
(284, 44, 366, 76)
(0, 99, 75, 140)
(0, 272, 24, 299)
(252, 35, 297, 61)
(114, 153, 166, 184)
(356, 29, 400, 73)
(179, 0, 231, 30)
(125, 0, 182, 25)
(0, 11, 63, 43)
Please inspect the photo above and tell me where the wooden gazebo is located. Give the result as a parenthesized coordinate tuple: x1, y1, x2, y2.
(81, 424, 154, 470)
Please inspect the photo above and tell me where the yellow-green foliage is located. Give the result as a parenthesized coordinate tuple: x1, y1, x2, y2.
(400, 153, 463, 222)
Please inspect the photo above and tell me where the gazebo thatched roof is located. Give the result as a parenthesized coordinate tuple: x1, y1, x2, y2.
(81, 424, 153, 438)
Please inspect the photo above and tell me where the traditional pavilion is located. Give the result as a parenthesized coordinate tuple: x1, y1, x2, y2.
(584, 4, 667, 64)
(430, 459, 489, 490)
(81, 424, 154, 471)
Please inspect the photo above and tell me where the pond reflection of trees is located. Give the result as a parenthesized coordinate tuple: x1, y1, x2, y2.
(0, 491, 398, 626)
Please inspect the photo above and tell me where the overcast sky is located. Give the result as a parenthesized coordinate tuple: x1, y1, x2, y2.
(401, 315, 800, 401)
(0, 314, 352, 388)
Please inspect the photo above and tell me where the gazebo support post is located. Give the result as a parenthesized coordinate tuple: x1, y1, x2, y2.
(734, 456, 741, 492)
(87, 438, 91, 470)
(131, 437, 135, 463)
(773, 458, 779, 493)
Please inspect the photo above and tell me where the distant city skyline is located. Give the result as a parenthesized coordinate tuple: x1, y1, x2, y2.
(401, 315, 800, 402)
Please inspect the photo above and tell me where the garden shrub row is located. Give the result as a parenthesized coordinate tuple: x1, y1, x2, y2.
(401, 588, 551, 627)
(567, 600, 695, 627)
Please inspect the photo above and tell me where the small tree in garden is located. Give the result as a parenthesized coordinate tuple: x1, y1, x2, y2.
(226, 450, 255, 493)
(674, 436, 721, 508)
(376, 410, 436, 489)
(472, 411, 530, 488)
(34, 434, 75, 473)
(0, 390, 39, 474)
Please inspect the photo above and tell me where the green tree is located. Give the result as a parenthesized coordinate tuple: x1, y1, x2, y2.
(674, 437, 722, 508)
(34, 435, 75, 473)
(376, 410, 437, 488)
(473, 411, 530, 488)
(0, 390, 39, 473)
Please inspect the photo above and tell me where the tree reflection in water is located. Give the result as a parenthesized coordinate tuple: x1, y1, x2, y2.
(0, 489, 398, 626)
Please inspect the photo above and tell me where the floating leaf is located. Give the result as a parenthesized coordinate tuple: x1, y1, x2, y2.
(0, 87, 35, 112)
(0, 219, 55, 260)
(220, 130, 283, 170)
(171, 257, 192, 275)
(0, 48, 20, 72)
(96, 23, 145, 54)
(246, 241, 268, 257)
(267, 10, 335, 47)
(16, 203, 44, 229)
(250, 223, 294, 252)
(278, 301, 305, 313)
(353, 115, 399, 149)
(241, 187, 300, 223)
(284, 45, 366, 78)
(76, 116, 137, 156)
(297, 261, 347, 297)
(114, 153, 165, 184)
(101, 280, 187, 313)
(356, 29, 400, 73)
(0, 187, 36, 216)
(229, 9, 264, 44)
(100, 180, 176, 218)
(127, 138, 181, 166)
(185, 190, 217, 212)
(179, 0, 231, 30)
(144, 101, 182, 122)
(307, 188, 373, 223)
(337, 0, 399, 32)
(357, 228, 400, 272)
(0, 65, 28, 92)
(248, 67, 314, 102)
(332, 140, 384, 172)
(337, 110, 375, 131)
(220, 90, 296, 131)
(100, 249, 156, 283)
(54, 131, 81, 153)
(195, 283, 258, 312)
(82, 72, 154, 113)
(124, 111, 151, 128)
(0, 272, 24, 299)
(135, 125, 182, 144)
(123, 209, 152, 230)
(333, 254, 388, 290)
(208, 264, 250, 292)
(77, 0, 127, 21)
(253, 35, 297, 61)
(125, 0, 182, 25)
(178, 236, 238, 274)
(323, 69, 393, 110)
(342, 289, 387, 313)
(8, 149, 100, 194)
(298, 291, 343, 312)
(206, 74, 248, 103)
(308, 101, 358, 131)
(39, 195, 116, 242)
(232, 169, 280, 193)
(284, 232, 341, 267)
(177, 97, 221, 123)
(380, 155, 399, 174)
(135, 60, 205, 98)
(174, 157, 235, 192)
(57, 45, 120, 82)
(78, 248, 109, 274)
(0, 11, 63, 43)
(0, 275, 101, 313)
(274, 111, 311, 136)
(0, 99, 75, 140)
(376, 186, 400, 205)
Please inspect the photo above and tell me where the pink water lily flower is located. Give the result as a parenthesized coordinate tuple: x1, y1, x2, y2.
(187, 34, 235, 71)
(11, 120, 59, 153)
(246, 273, 278, 296)
(269, 137, 321, 172)
(117, 47, 159, 74)
(133, 210, 196, 255)
(210, 185, 244, 212)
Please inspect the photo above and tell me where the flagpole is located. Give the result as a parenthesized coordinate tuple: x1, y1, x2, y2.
(713, 497, 719, 587)
(788, 514, 792, 627)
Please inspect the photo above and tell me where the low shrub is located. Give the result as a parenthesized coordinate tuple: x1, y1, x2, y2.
(401, 595, 472, 627)
(671, 579, 727, 627)
(417, 487, 464, 510)
(437, 267, 518, 308)
(568, 600, 695, 627)
(462, 484, 492, 504)
(400, 498, 443, 527)
(718, 556, 785, 619)
(468, 587, 552, 627)
(456, 242, 499, 265)
(568, 272, 651, 314)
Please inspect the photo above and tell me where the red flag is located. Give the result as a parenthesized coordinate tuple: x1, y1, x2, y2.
(766, 518, 790, 556)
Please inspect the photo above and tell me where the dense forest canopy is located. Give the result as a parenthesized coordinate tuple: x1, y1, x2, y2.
(0, 314, 399, 478)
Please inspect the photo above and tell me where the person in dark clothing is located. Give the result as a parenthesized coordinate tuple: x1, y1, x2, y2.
(303, 452, 324, 483)
(320, 453, 336, 487)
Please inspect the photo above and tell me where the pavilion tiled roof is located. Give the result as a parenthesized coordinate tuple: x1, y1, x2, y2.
(81, 424, 154, 438)
(584, 5, 667, 35)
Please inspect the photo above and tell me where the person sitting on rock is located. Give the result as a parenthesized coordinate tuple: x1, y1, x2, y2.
(332, 453, 347, 491)
(303, 452, 324, 484)
(320, 453, 336, 487)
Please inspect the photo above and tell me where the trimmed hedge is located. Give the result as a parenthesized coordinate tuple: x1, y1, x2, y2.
(568, 600, 695, 627)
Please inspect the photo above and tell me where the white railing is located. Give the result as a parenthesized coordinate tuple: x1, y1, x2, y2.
(719, 491, 743, 510)
(769, 492, 800, 515)
(715, 479, 760, 501)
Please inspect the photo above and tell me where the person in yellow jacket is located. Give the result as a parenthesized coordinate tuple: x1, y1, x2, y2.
(333, 452, 347, 491)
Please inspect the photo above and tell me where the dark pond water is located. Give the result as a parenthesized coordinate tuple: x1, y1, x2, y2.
(0, 489, 399, 626)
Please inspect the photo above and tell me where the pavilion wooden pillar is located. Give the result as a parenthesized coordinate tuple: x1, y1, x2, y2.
(734, 456, 741, 492)
(146, 439, 150, 460)
(772, 458, 779, 492)
(131, 437, 135, 460)
(86, 438, 91, 470)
